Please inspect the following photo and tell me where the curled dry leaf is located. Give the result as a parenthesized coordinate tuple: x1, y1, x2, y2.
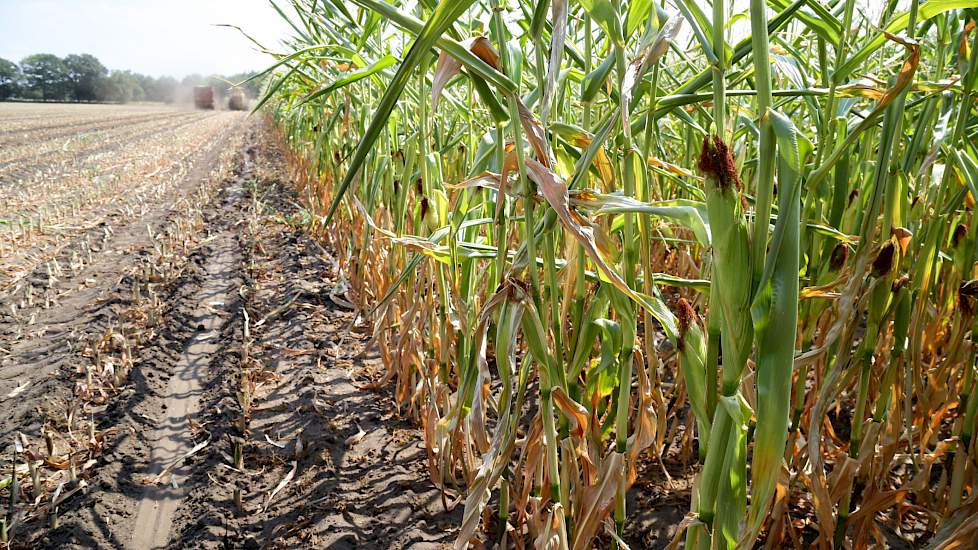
(5, 380, 30, 399)
(526, 157, 679, 340)
(146, 440, 209, 486)
(571, 452, 624, 550)
(263, 460, 298, 513)
(344, 424, 366, 447)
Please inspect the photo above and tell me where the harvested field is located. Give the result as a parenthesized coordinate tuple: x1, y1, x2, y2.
(6, 1, 977, 545)
(0, 103, 453, 549)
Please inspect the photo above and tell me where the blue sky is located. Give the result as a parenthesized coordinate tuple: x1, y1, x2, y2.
(0, 0, 291, 77)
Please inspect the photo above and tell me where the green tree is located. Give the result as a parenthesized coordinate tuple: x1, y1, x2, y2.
(20, 54, 69, 100)
(154, 76, 178, 103)
(139, 75, 177, 103)
(63, 53, 107, 101)
(135, 73, 153, 98)
(97, 70, 144, 103)
(0, 58, 20, 100)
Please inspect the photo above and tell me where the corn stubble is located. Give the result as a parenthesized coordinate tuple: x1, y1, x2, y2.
(0, 119, 246, 543)
(251, 0, 978, 547)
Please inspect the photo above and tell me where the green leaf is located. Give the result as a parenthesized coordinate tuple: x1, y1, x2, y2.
(470, 72, 510, 122)
(767, 0, 842, 46)
(529, 0, 552, 39)
(626, 0, 656, 39)
(323, 0, 479, 224)
(744, 108, 805, 547)
(349, 0, 518, 94)
(582, 53, 615, 102)
(251, 63, 303, 114)
(299, 54, 397, 105)
(674, 0, 719, 64)
(579, 0, 623, 44)
(580, 194, 712, 247)
(836, 0, 978, 79)
(657, 0, 818, 113)
(589, 318, 622, 400)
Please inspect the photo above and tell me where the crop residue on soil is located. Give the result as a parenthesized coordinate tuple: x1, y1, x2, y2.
(0, 104, 461, 549)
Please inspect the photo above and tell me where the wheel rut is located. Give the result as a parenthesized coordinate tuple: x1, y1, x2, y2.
(2, 117, 460, 549)
(0, 114, 253, 549)
(0, 117, 244, 423)
(129, 219, 239, 549)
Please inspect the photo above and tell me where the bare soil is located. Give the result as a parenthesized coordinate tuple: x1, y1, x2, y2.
(162, 137, 461, 549)
(0, 111, 461, 549)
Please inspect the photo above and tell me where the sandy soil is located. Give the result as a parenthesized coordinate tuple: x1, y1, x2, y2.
(0, 108, 461, 549)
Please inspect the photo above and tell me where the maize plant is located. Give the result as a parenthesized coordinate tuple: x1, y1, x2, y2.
(249, 0, 978, 547)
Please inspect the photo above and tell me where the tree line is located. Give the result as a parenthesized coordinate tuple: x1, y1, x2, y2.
(0, 53, 260, 104)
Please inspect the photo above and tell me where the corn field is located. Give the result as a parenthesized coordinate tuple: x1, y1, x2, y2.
(252, 0, 978, 547)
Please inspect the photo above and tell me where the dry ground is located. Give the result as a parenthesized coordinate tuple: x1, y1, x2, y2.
(0, 103, 460, 549)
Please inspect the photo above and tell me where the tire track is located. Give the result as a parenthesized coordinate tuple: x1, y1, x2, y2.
(129, 219, 240, 549)
(0, 112, 254, 550)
